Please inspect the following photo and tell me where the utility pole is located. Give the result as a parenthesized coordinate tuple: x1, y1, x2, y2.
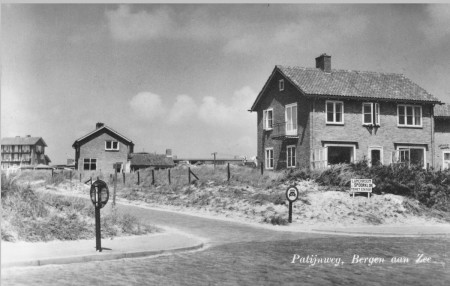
(211, 152, 217, 170)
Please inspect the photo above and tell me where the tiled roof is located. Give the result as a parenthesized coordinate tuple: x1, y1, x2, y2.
(434, 104, 450, 117)
(72, 125, 133, 147)
(1, 136, 47, 146)
(130, 153, 174, 167)
(277, 66, 440, 102)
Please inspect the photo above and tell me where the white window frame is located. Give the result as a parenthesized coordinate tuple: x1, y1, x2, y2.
(263, 109, 273, 130)
(397, 104, 422, 127)
(324, 143, 356, 164)
(368, 146, 383, 166)
(265, 147, 274, 170)
(442, 151, 450, 170)
(325, 100, 344, 125)
(286, 145, 296, 168)
(396, 145, 426, 169)
(279, 79, 284, 91)
(285, 103, 298, 136)
(83, 158, 97, 171)
(362, 102, 380, 126)
(105, 140, 120, 151)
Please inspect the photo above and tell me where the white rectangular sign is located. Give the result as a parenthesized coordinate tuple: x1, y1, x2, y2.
(351, 179, 374, 193)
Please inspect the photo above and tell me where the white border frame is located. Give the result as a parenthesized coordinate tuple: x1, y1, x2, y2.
(265, 147, 274, 170)
(368, 146, 383, 166)
(286, 145, 296, 168)
(396, 145, 426, 169)
(397, 104, 423, 128)
(325, 100, 344, 125)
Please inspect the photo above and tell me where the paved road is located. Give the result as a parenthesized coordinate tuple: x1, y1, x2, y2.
(2, 203, 449, 286)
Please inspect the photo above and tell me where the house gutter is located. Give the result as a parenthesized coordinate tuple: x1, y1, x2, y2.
(431, 104, 435, 169)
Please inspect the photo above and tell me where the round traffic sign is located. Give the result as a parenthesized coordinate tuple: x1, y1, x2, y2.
(286, 186, 299, 202)
(90, 180, 109, 209)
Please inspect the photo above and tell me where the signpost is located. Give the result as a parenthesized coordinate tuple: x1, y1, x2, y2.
(285, 186, 299, 223)
(350, 179, 376, 199)
(90, 180, 109, 252)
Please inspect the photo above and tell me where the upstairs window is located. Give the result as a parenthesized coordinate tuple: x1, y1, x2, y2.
(362, 102, 380, 125)
(326, 101, 344, 124)
(263, 109, 273, 130)
(398, 105, 422, 127)
(279, 79, 284, 91)
(105, 141, 119, 151)
(285, 103, 298, 135)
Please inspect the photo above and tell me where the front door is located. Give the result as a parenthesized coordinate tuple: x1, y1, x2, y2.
(368, 147, 383, 166)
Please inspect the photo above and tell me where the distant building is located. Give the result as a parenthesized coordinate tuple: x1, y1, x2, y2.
(72, 123, 134, 173)
(1, 135, 50, 169)
(130, 150, 175, 171)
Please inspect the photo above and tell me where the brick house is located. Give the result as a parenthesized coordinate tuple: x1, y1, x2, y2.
(72, 123, 134, 173)
(1, 135, 50, 169)
(249, 54, 443, 170)
(434, 104, 450, 170)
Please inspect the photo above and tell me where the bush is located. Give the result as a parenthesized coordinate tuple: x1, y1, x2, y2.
(313, 162, 450, 211)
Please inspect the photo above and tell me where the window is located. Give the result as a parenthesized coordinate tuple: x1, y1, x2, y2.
(443, 151, 450, 170)
(396, 147, 426, 168)
(398, 105, 422, 127)
(324, 144, 356, 165)
(263, 109, 273, 130)
(22, 145, 30, 152)
(279, 79, 284, 91)
(287, 145, 296, 168)
(362, 103, 380, 125)
(326, 101, 344, 124)
(285, 103, 298, 135)
(265, 148, 274, 170)
(83, 158, 97, 171)
(105, 141, 119, 151)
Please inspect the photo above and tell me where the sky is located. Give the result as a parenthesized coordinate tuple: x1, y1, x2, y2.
(2, 3, 450, 164)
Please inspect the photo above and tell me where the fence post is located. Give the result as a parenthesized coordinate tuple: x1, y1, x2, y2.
(152, 169, 155, 185)
(188, 167, 191, 184)
(227, 163, 230, 181)
(70, 170, 72, 182)
(168, 169, 171, 185)
(260, 161, 264, 175)
(137, 171, 140, 185)
(122, 172, 125, 184)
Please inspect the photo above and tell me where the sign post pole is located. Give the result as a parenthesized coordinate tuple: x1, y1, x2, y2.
(90, 180, 109, 253)
(285, 186, 299, 223)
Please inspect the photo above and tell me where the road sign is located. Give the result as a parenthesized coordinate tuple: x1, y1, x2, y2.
(90, 180, 109, 252)
(350, 179, 376, 193)
(285, 186, 299, 224)
(286, 186, 299, 202)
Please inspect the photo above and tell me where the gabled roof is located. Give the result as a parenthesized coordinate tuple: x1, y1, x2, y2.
(72, 125, 133, 148)
(130, 153, 174, 167)
(434, 104, 450, 117)
(250, 66, 441, 111)
(1, 136, 47, 147)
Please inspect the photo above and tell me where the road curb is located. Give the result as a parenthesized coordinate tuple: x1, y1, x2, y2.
(310, 229, 450, 237)
(2, 243, 204, 268)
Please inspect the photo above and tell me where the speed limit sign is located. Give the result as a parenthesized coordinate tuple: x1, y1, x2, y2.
(286, 186, 299, 202)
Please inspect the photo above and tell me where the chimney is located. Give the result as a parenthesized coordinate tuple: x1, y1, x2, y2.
(166, 149, 172, 158)
(315, 53, 331, 73)
(96, 122, 104, 129)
